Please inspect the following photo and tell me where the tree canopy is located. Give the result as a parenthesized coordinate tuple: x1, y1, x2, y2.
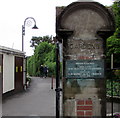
(27, 40, 56, 77)
(30, 35, 54, 48)
(106, 1, 120, 68)
(112, 1, 120, 37)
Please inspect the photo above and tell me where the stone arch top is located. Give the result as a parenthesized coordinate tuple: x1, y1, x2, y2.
(57, 2, 115, 39)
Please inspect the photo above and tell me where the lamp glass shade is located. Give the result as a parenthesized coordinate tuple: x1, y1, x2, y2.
(32, 24, 38, 29)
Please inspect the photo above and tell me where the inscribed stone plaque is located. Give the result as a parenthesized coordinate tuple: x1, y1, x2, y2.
(65, 39, 104, 60)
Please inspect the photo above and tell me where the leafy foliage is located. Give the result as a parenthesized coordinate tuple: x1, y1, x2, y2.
(112, 1, 120, 37)
(106, 2, 120, 68)
(106, 35, 120, 65)
(27, 41, 56, 77)
(106, 1, 120, 94)
(27, 55, 36, 76)
(30, 35, 54, 48)
(107, 36, 120, 54)
(106, 69, 120, 97)
(107, 80, 120, 96)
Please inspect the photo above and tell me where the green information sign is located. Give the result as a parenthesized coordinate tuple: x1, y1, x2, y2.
(65, 60, 104, 79)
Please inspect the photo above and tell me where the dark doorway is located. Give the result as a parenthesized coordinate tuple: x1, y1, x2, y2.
(15, 56, 24, 92)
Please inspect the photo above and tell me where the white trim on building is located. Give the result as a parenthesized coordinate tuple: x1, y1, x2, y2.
(0, 46, 26, 94)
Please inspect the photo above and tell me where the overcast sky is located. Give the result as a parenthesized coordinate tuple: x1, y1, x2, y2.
(0, 0, 114, 56)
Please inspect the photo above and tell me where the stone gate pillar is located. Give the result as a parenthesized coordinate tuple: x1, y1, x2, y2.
(56, 1, 115, 117)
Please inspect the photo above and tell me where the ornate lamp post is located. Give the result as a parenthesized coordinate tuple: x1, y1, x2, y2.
(22, 17, 38, 51)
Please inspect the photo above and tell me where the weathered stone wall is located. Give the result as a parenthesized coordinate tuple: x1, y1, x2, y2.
(56, 1, 115, 117)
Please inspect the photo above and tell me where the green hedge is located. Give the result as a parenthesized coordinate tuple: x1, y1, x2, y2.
(27, 42, 56, 77)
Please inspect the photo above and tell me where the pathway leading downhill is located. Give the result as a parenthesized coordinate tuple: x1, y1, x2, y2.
(2, 77, 56, 117)
(2, 77, 120, 117)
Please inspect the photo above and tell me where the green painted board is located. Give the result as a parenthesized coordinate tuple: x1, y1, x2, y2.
(65, 60, 104, 79)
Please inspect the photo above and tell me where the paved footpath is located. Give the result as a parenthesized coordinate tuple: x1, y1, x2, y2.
(2, 77, 56, 117)
(2, 77, 120, 117)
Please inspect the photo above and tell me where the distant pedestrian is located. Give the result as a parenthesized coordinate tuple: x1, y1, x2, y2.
(40, 65, 44, 77)
(43, 65, 48, 78)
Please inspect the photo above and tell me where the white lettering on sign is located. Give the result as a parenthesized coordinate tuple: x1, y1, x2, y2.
(66, 60, 104, 78)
